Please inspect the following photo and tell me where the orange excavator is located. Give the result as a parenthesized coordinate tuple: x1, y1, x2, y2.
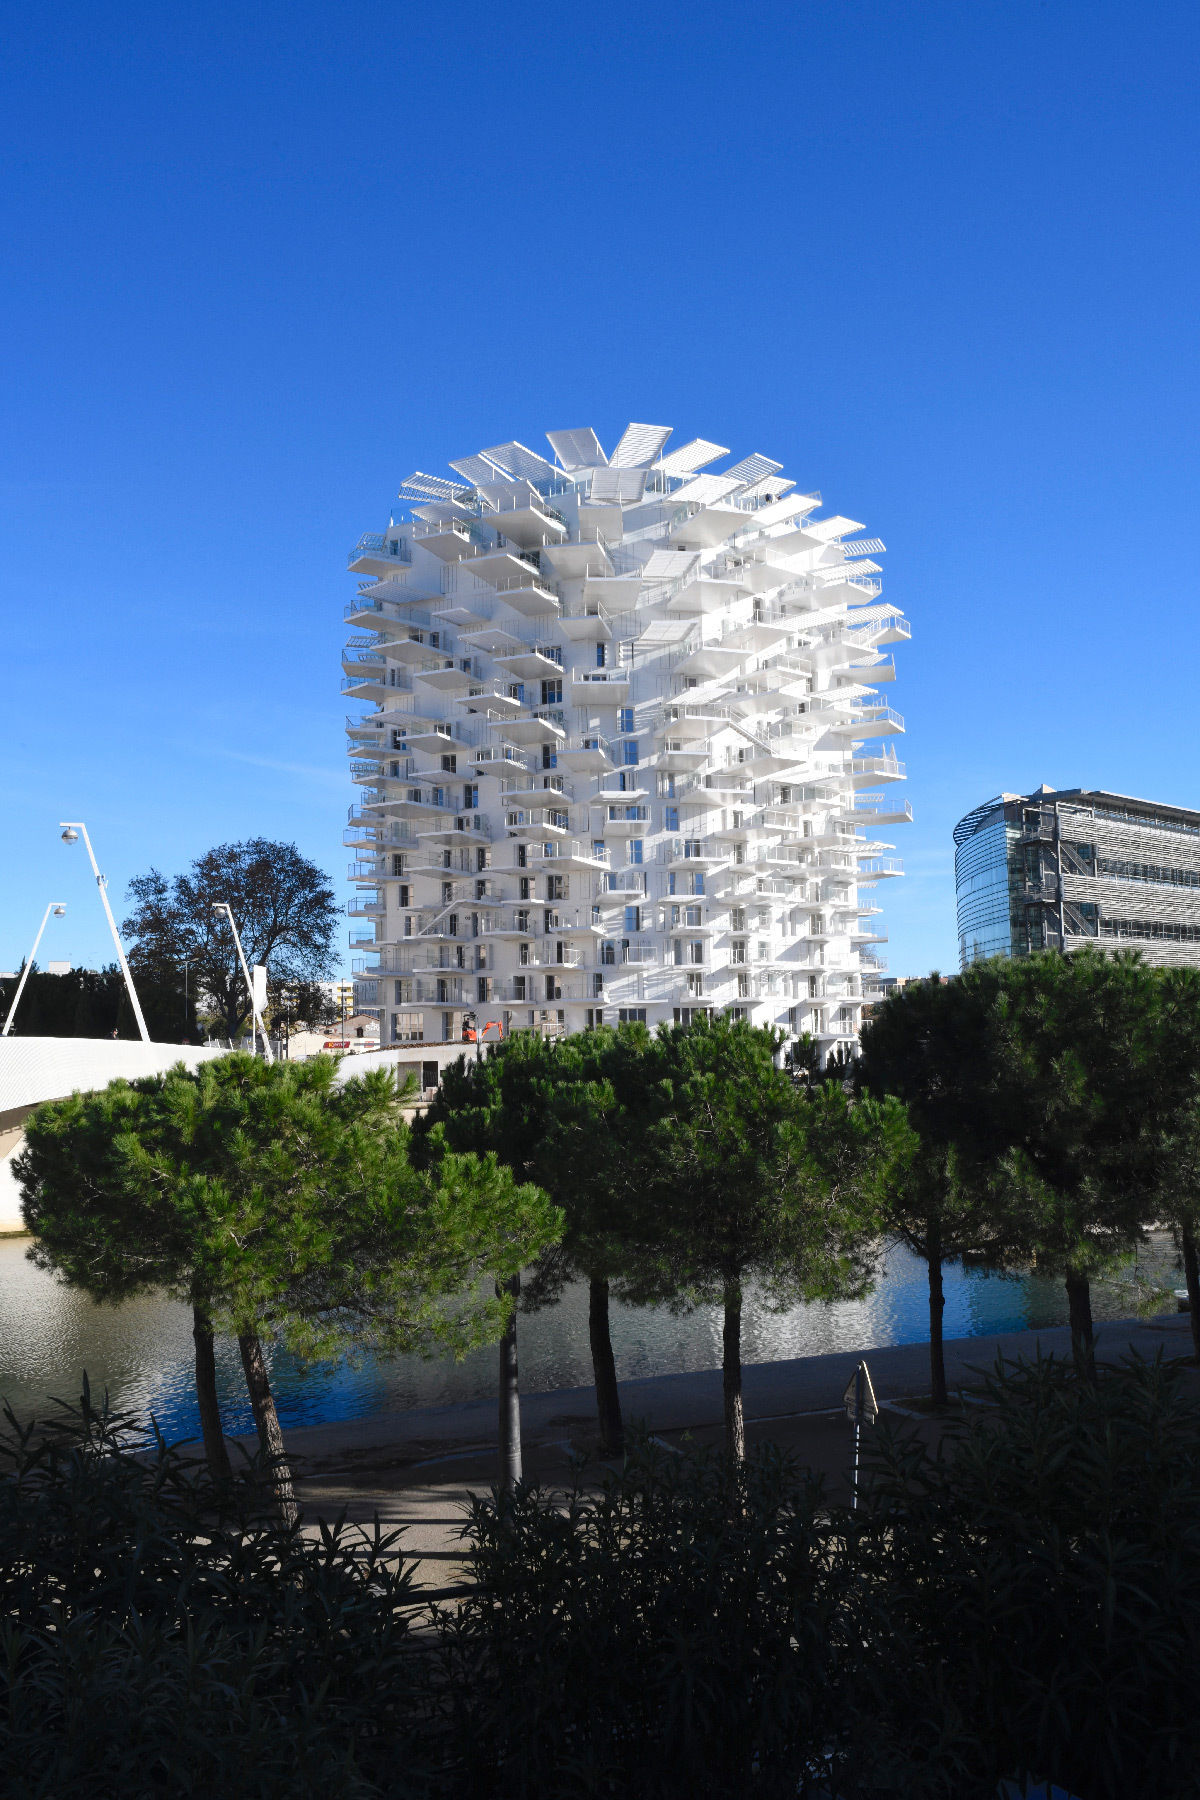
(460, 1013, 505, 1044)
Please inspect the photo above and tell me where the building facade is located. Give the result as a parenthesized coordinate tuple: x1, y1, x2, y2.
(955, 786, 1200, 971)
(343, 423, 910, 1052)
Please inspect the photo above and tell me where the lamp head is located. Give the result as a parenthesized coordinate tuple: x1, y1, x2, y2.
(61, 828, 79, 844)
(53, 906, 66, 917)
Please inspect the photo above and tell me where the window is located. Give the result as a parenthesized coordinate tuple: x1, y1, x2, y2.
(624, 905, 643, 934)
(391, 854, 406, 876)
(618, 708, 634, 733)
(475, 879, 488, 900)
(730, 907, 746, 931)
(513, 975, 527, 1001)
(398, 884, 410, 908)
(684, 841, 702, 859)
(541, 679, 563, 706)
(686, 972, 704, 996)
(542, 743, 557, 769)
(441, 754, 457, 773)
(447, 913, 458, 937)
(664, 806, 680, 832)
(630, 839, 644, 865)
(685, 906, 701, 926)
(431, 787, 445, 808)
(477, 977, 490, 1003)
(731, 941, 747, 964)
(422, 1061, 439, 1090)
(392, 1011, 423, 1042)
(519, 877, 532, 900)
(662, 773, 677, 798)
(463, 785, 479, 810)
(545, 974, 560, 1001)
(592, 973, 604, 997)
(618, 1008, 647, 1023)
(621, 740, 640, 766)
(757, 941, 769, 961)
(547, 875, 565, 900)
(593, 840, 606, 859)
(404, 916, 413, 937)
(393, 980, 412, 1004)
(737, 974, 751, 998)
(517, 844, 528, 868)
(596, 642, 608, 668)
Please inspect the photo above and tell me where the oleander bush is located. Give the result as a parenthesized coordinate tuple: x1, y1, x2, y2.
(3, 1356, 1200, 1798)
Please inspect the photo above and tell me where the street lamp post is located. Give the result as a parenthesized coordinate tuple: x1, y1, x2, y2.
(1, 902, 67, 1038)
(60, 823, 150, 1043)
(211, 903, 273, 1064)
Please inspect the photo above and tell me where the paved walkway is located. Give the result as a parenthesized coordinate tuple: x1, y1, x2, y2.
(243, 1311, 1195, 1599)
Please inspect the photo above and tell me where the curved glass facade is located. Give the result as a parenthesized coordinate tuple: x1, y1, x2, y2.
(955, 813, 1014, 968)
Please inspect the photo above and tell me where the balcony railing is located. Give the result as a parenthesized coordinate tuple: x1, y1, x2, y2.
(348, 533, 411, 568)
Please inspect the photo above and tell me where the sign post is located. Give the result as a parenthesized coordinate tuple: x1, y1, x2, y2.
(842, 1359, 879, 1510)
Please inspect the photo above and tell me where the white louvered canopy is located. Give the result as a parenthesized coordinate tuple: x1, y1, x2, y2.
(609, 422, 673, 468)
(641, 549, 700, 580)
(636, 619, 696, 646)
(656, 438, 729, 477)
(804, 515, 866, 543)
(670, 473, 744, 507)
(546, 427, 608, 470)
(589, 468, 647, 504)
(400, 472, 471, 500)
(448, 453, 503, 487)
(480, 441, 558, 483)
(723, 452, 783, 487)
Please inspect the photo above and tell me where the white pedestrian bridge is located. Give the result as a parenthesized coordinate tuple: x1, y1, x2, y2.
(0, 1038, 224, 1234)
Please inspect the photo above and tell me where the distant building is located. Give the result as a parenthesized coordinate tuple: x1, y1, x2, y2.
(954, 786, 1200, 971)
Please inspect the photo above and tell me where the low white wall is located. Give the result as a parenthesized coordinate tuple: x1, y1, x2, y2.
(0, 1038, 225, 1234)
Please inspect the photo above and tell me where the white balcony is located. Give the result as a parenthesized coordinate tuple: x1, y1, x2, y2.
(482, 493, 568, 549)
(558, 737, 616, 773)
(454, 683, 524, 714)
(558, 602, 616, 642)
(540, 536, 614, 579)
(569, 670, 631, 705)
(669, 503, 751, 550)
(410, 518, 482, 562)
(493, 648, 565, 682)
(500, 715, 567, 748)
(598, 806, 650, 836)
(347, 533, 412, 577)
(850, 756, 907, 788)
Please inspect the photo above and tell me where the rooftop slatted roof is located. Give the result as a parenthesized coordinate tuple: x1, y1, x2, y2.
(723, 451, 783, 486)
(610, 422, 673, 468)
(657, 437, 729, 477)
(546, 427, 608, 470)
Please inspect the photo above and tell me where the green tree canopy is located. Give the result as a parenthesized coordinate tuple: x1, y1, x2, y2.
(16, 1054, 560, 1510)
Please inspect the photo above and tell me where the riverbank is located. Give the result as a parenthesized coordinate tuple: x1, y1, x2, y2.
(224, 1311, 1197, 1597)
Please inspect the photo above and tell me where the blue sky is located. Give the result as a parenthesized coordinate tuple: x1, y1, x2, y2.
(3, 0, 1198, 983)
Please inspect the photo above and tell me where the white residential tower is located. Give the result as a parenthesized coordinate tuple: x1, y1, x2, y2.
(343, 424, 910, 1056)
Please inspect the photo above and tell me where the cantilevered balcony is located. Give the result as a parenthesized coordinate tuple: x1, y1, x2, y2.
(347, 533, 412, 577)
(411, 518, 488, 561)
(557, 736, 615, 774)
(492, 571, 561, 619)
(850, 756, 907, 788)
(481, 491, 568, 549)
(569, 669, 630, 705)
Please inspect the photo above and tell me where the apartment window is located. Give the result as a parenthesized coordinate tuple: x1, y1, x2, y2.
(586, 1007, 606, 1028)
(544, 974, 560, 1001)
(392, 1011, 423, 1043)
(441, 754, 457, 773)
(618, 1008, 647, 1023)
(592, 973, 604, 997)
(684, 840, 702, 859)
(542, 743, 557, 769)
(675, 940, 704, 966)
(393, 980, 412, 1005)
(595, 642, 608, 668)
(661, 773, 677, 798)
(737, 974, 751, 999)
(477, 977, 491, 1003)
(541, 679, 563, 706)
(519, 877, 532, 900)
(730, 907, 746, 931)
(624, 905, 643, 934)
(477, 848, 488, 871)
(593, 840, 607, 860)
(664, 806, 680, 832)
(757, 941, 769, 960)
(731, 941, 747, 964)
(684, 905, 701, 927)
(432, 787, 445, 808)
(513, 975, 527, 1001)
(686, 972, 704, 996)
(630, 839, 644, 865)
(546, 875, 565, 900)
(475, 879, 488, 900)
(404, 916, 413, 937)
(397, 884, 410, 908)
(391, 854, 406, 876)
(422, 1061, 439, 1090)
(436, 979, 448, 1003)
(463, 784, 479, 810)
(408, 787, 422, 804)
(447, 913, 458, 937)
(517, 844, 528, 868)
(544, 908, 557, 935)
(621, 740, 640, 766)
(618, 708, 635, 733)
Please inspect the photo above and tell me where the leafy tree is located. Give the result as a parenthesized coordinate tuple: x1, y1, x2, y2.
(413, 1024, 658, 1457)
(121, 840, 340, 1040)
(16, 1055, 559, 1514)
(857, 969, 1028, 1405)
(1143, 964, 1200, 1357)
(985, 949, 1159, 1368)
(638, 1015, 888, 1460)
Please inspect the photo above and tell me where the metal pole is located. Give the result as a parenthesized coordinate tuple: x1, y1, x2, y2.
(2, 903, 67, 1037)
(852, 1363, 863, 1511)
(60, 824, 150, 1042)
(212, 904, 273, 1064)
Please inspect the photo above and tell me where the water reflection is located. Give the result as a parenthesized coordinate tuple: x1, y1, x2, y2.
(0, 1236, 1169, 1445)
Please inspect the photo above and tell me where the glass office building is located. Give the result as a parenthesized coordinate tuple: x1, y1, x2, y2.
(955, 786, 1200, 971)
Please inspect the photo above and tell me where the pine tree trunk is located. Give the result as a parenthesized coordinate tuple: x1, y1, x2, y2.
(927, 1225, 948, 1407)
(192, 1306, 232, 1482)
(588, 1277, 624, 1457)
(1065, 1271, 1096, 1380)
(497, 1274, 522, 1493)
(723, 1279, 745, 1463)
(237, 1331, 297, 1524)
(1181, 1220, 1200, 1361)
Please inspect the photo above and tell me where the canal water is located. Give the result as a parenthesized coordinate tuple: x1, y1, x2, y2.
(0, 1234, 1179, 1444)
